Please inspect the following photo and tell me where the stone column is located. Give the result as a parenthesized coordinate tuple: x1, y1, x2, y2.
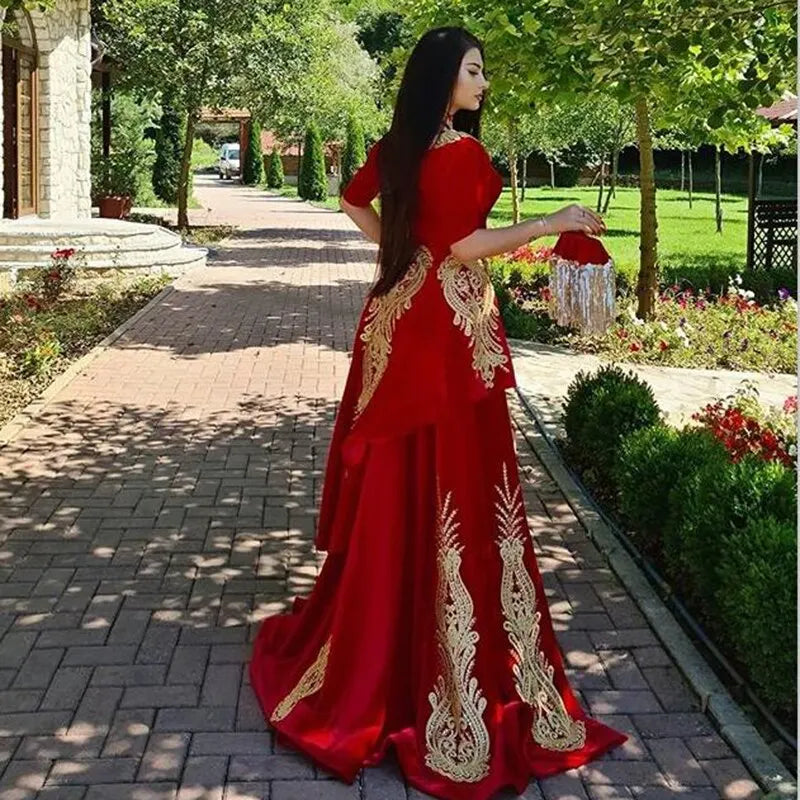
(31, 0, 92, 219)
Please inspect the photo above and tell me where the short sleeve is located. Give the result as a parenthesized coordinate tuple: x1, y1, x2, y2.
(342, 139, 381, 206)
(463, 137, 503, 219)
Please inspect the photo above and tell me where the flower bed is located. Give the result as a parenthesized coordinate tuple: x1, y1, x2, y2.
(0, 249, 172, 427)
(489, 245, 797, 373)
(559, 364, 797, 746)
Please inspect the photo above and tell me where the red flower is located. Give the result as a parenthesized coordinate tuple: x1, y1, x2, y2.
(629, 341, 642, 352)
(52, 247, 75, 260)
(658, 339, 669, 351)
(783, 395, 797, 414)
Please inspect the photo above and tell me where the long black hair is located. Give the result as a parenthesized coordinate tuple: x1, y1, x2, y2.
(371, 26, 486, 298)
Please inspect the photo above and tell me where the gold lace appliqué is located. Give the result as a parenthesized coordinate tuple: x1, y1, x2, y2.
(494, 462, 587, 752)
(354, 246, 433, 420)
(431, 128, 470, 149)
(437, 255, 510, 388)
(424, 481, 491, 783)
(270, 636, 331, 723)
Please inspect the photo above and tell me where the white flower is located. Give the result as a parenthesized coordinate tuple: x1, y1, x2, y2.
(659, 321, 668, 331)
(675, 327, 688, 340)
(734, 273, 743, 285)
(743, 290, 754, 300)
(789, 443, 797, 458)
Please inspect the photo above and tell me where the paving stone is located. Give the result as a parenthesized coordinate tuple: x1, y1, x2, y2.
(177, 756, 228, 800)
(189, 733, 271, 756)
(40, 668, 92, 711)
(138, 732, 191, 782)
(646, 737, 710, 787)
(154, 707, 236, 733)
(698, 759, 761, 800)
(227, 754, 314, 781)
(84, 784, 177, 800)
(272, 781, 359, 800)
(47, 758, 139, 785)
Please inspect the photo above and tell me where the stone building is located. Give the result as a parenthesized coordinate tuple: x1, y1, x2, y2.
(0, 0, 204, 291)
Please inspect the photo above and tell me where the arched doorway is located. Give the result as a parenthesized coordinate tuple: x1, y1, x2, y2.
(2, 4, 38, 218)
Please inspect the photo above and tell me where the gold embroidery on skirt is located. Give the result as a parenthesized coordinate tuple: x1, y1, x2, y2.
(494, 462, 587, 752)
(424, 480, 491, 783)
(437, 255, 509, 388)
(354, 246, 433, 420)
(270, 636, 331, 723)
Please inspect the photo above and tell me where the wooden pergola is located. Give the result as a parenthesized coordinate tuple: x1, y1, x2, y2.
(746, 91, 797, 271)
(198, 107, 252, 169)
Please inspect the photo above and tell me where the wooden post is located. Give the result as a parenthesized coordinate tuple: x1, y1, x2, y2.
(746, 149, 756, 270)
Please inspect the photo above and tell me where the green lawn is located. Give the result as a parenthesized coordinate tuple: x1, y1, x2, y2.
(490, 185, 751, 289)
(264, 184, 342, 212)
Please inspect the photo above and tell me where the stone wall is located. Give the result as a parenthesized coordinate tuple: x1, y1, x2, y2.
(0, 0, 91, 220)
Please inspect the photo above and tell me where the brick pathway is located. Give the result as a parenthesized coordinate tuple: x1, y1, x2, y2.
(0, 176, 763, 800)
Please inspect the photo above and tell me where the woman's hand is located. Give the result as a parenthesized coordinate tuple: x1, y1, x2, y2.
(543, 204, 606, 236)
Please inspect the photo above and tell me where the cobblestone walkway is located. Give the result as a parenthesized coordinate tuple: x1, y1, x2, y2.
(0, 176, 763, 800)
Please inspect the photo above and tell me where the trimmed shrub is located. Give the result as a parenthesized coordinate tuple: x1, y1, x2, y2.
(663, 454, 796, 614)
(298, 123, 327, 201)
(561, 364, 662, 499)
(615, 425, 727, 560)
(341, 114, 366, 192)
(242, 119, 263, 185)
(716, 515, 796, 717)
(153, 99, 182, 204)
(266, 148, 284, 189)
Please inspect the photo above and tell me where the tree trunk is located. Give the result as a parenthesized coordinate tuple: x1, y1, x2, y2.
(521, 154, 527, 202)
(596, 154, 606, 212)
(714, 144, 723, 233)
(603, 148, 618, 214)
(508, 146, 520, 224)
(634, 95, 658, 321)
(549, 159, 555, 189)
(688, 149, 693, 209)
(177, 108, 198, 229)
(680, 150, 685, 192)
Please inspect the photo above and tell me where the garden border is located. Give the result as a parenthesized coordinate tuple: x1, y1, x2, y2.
(508, 387, 797, 799)
(0, 282, 177, 448)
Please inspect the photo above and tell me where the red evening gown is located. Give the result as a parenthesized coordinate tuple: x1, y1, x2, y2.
(249, 128, 628, 800)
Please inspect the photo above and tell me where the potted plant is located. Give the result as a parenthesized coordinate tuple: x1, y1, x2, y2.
(93, 147, 140, 219)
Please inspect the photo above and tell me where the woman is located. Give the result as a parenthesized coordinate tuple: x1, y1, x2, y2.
(249, 26, 628, 800)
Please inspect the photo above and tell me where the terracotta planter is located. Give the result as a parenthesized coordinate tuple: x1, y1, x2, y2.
(98, 195, 133, 219)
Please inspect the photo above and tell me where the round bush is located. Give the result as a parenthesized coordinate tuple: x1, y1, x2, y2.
(562, 364, 662, 499)
(614, 424, 677, 554)
(716, 515, 796, 718)
(664, 453, 796, 615)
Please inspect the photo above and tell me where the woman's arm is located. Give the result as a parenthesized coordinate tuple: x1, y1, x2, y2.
(340, 197, 381, 244)
(451, 203, 606, 262)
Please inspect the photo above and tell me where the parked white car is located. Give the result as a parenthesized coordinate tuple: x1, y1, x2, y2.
(218, 143, 241, 179)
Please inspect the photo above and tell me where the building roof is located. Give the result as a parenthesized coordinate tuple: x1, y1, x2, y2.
(755, 91, 797, 126)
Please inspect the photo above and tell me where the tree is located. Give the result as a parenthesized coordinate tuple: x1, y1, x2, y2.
(299, 123, 327, 201)
(152, 97, 183, 204)
(266, 148, 284, 189)
(99, 0, 321, 227)
(243, 119, 263, 185)
(341, 114, 366, 193)
(399, 0, 796, 319)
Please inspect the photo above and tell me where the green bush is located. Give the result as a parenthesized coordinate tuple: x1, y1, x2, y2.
(298, 123, 327, 201)
(561, 364, 662, 499)
(152, 99, 183, 204)
(243, 119, 263, 185)
(663, 454, 796, 614)
(341, 114, 366, 192)
(266, 148, 284, 189)
(615, 426, 727, 559)
(716, 515, 797, 718)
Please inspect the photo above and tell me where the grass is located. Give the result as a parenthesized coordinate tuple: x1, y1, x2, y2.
(263, 183, 342, 212)
(489, 185, 754, 289)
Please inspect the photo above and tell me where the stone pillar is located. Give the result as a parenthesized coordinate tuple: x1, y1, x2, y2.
(30, 0, 92, 219)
